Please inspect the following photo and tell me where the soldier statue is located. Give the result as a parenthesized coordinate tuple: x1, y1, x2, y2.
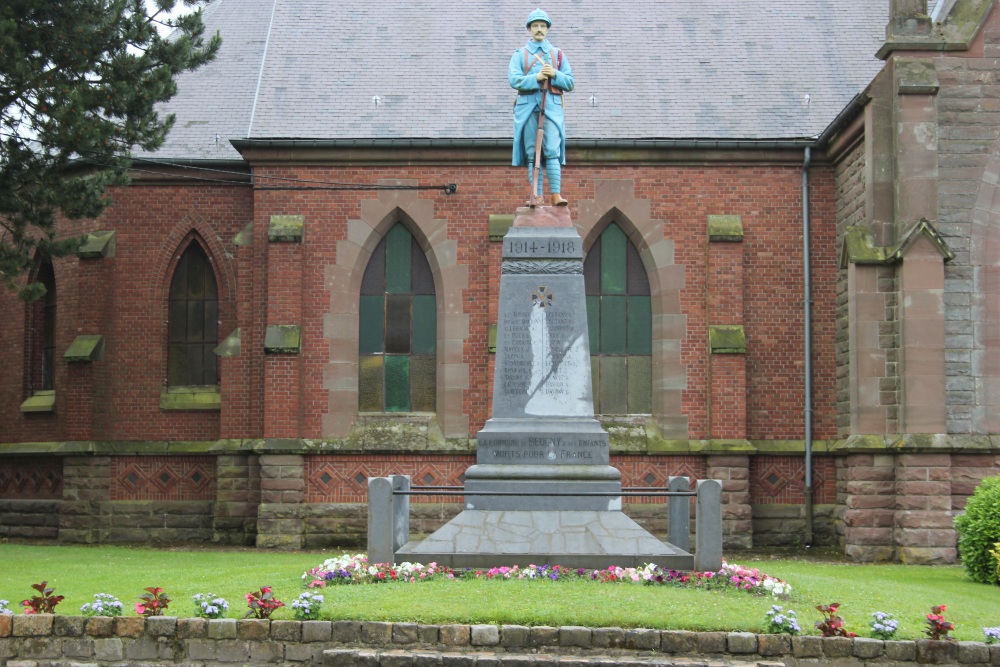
(509, 8, 574, 207)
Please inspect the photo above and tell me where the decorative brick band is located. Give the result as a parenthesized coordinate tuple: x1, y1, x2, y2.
(749, 455, 837, 505)
(0, 615, 994, 666)
(109, 456, 216, 501)
(0, 458, 62, 500)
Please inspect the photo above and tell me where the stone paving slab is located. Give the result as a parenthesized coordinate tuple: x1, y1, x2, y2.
(396, 510, 694, 570)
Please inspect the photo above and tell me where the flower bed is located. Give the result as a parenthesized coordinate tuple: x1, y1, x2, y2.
(302, 554, 792, 596)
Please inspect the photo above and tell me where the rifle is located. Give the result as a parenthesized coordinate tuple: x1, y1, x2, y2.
(529, 58, 551, 208)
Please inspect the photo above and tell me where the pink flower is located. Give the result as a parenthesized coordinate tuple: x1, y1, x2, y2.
(135, 603, 146, 615)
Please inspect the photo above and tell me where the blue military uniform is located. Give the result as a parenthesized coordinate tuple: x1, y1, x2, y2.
(509, 9, 574, 199)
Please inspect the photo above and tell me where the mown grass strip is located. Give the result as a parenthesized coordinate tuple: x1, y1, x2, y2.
(0, 544, 994, 640)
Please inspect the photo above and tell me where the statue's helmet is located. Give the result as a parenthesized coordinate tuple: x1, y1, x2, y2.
(526, 8, 551, 28)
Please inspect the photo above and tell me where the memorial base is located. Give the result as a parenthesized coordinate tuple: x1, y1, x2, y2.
(463, 464, 622, 511)
(394, 205, 694, 571)
(395, 509, 694, 570)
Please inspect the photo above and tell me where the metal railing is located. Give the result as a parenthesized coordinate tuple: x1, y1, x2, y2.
(367, 475, 723, 571)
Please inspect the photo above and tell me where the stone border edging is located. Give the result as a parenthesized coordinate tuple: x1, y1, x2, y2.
(0, 615, 998, 665)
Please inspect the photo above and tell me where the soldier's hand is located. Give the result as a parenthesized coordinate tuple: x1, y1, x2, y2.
(540, 63, 556, 79)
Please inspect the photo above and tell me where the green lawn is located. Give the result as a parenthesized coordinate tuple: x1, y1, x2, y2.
(1, 543, 997, 641)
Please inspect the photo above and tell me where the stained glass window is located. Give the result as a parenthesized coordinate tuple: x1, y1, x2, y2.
(584, 223, 651, 414)
(167, 242, 219, 386)
(359, 223, 436, 412)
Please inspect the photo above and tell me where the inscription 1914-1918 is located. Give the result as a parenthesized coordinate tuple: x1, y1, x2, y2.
(504, 238, 577, 257)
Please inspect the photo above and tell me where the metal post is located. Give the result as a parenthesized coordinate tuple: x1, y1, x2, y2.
(667, 476, 691, 552)
(367, 477, 393, 565)
(390, 474, 411, 554)
(694, 479, 724, 572)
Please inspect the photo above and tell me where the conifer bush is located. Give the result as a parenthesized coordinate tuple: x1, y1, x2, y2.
(954, 476, 1000, 585)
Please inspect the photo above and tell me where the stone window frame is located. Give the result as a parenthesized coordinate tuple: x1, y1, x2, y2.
(324, 183, 469, 440)
(576, 179, 688, 438)
(969, 136, 1000, 433)
(584, 221, 653, 416)
(357, 222, 438, 413)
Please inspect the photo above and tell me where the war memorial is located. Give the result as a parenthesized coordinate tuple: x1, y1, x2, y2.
(1, 0, 999, 568)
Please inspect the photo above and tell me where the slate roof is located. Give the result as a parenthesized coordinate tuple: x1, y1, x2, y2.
(147, 0, 891, 161)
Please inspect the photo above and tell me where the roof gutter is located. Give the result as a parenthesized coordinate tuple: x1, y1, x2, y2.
(230, 137, 817, 151)
(813, 91, 870, 150)
(131, 157, 250, 168)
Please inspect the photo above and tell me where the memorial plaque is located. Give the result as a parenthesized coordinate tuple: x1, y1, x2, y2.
(492, 275, 592, 419)
(477, 432, 609, 466)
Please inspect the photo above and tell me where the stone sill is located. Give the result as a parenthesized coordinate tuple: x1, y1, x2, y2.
(0, 615, 995, 666)
(19, 391, 55, 413)
(159, 386, 222, 411)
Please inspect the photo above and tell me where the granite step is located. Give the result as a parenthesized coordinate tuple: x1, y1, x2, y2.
(323, 648, 786, 667)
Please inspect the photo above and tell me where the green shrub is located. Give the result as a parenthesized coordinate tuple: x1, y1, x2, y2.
(954, 476, 1000, 585)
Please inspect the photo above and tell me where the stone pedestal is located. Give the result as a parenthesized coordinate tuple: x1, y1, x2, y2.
(398, 206, 692, 569)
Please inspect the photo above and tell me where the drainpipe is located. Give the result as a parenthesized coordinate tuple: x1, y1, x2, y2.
(802, 146, 814, 547)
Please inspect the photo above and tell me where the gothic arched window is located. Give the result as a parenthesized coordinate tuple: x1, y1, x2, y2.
(584, 223, 652, 414)
(358, 223, 436, 412)
(167, 242, 219, 386)
(28, 260, 57, 392)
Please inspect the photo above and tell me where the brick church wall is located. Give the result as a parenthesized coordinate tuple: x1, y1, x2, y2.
(0, 161, 835, 439)
(0, 155, 867, 552)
